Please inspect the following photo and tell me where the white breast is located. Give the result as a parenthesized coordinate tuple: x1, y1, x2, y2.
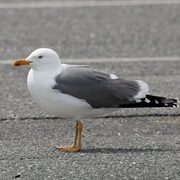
(27, 68, 93, 118)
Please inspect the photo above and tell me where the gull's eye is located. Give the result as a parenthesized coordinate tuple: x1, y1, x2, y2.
(38, 55, 43, 59)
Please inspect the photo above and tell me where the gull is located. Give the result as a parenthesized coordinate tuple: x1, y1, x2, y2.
(12, 48, 178, 152)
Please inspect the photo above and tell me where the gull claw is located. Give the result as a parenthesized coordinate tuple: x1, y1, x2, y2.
(54, 145, 81, 152)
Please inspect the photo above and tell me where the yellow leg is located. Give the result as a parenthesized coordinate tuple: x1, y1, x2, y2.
(55, 120, 83, 152)
(72, 120, 79, 146)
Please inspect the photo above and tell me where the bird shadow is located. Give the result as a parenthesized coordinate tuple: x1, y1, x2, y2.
(80, 147, 178, 154)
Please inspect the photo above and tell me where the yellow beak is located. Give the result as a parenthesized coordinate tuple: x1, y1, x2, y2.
(12, 58, 32, 66)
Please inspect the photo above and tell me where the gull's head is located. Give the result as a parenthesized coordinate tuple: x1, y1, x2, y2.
(12, 48, 61, 71)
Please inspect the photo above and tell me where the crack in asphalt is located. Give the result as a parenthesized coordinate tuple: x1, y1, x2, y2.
(0, 147, 179, 161)
(1, 113, 180, 122)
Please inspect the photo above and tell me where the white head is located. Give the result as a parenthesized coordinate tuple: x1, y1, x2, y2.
(13, 48, 61, 72)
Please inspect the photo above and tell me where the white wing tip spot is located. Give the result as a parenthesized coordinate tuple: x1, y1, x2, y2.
(173, 104, 179, 108)
(145, 98, 151, 103)
(134, 99, 142, 103)
(110, 74, 118, 80)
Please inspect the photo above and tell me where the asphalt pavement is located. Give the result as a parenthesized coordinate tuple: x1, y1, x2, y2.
(0, 1, 180, 180)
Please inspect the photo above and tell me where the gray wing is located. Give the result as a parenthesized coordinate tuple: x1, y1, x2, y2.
(53, 65, 140, 108)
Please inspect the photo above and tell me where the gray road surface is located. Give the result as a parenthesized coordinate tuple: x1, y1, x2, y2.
(0, 1, 180, 180)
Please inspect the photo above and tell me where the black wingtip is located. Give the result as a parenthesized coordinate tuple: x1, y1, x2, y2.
(119, 95, 179, 108)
